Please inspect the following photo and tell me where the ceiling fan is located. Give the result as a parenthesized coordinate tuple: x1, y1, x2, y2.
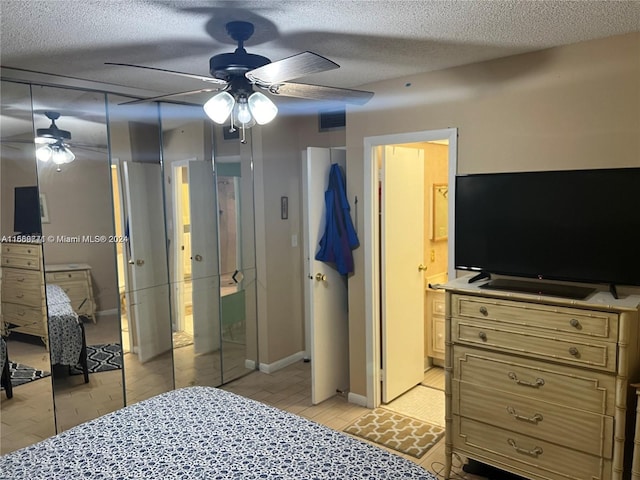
(106, 21, 374, 135)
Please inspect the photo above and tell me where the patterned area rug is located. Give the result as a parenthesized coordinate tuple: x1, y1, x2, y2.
(70, 343, 123, 375)
(3, 362, 51, 387)
(344, 408, 445, 458)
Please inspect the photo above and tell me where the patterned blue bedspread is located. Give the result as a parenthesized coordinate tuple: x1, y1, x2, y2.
(0, 386, 436, 479)
(46, 284, 82, 366)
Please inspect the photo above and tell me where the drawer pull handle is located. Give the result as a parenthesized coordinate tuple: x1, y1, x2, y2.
(568, 346, 580, 357)
(16, 293, 24, 299)
(17, 311, 25, 316)
(508, 372, 545, 388)
(478, 331, 487, 341)
(506, 406, 543, 424)
(479, 306, 488, 316)
(569, 318, 581, 329)
(17, 277, 25, 282)
(507, 438, 543, 457)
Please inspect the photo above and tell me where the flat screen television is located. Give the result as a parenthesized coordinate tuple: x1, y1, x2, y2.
(13, 186, 42, 235)
(455, 167, 640, 297)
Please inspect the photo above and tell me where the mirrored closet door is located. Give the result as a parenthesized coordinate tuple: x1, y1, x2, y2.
(161, 104, 258, 388)
(0, 80, 56, 453)
(106, 94, 175, 404)
(31, 85, 125, 432)
(213, 127, 259, 383)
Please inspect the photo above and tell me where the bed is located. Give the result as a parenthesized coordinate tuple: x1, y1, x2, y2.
(0, 386, 437, 479)
(45, 284, 89, 382)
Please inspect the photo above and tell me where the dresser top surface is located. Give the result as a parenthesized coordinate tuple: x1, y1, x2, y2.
(44, 263, 92, 272)
(442, 275, 640, 311)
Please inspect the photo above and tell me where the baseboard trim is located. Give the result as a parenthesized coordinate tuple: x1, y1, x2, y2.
(259, 351, 305, 374)
(245, 359, 256, 370)
(348, 392, 367, 407)
(96, 308, 118, 317)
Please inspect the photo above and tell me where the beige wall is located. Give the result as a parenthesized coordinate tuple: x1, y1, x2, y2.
(345, 32, 640, 397)
(252, 112, 346, 364)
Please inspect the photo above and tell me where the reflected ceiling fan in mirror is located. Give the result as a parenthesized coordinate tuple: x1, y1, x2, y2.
(34, 111, 76, 170)
(106, 21, 374, 139)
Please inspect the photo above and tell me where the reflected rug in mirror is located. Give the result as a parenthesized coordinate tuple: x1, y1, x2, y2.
(70, 343, 123, 375)
(344, 408, 444, 458)
(2, 362, 51, 387)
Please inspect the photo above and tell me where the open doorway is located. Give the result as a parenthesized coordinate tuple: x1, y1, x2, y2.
(363, 129, 457, 410)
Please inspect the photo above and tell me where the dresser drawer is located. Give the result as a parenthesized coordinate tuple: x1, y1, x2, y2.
(45, 270, 89, 282)
(452, 318, 616, 372)
(1, 280, 45, 308)
(452, 294, 618, 341)
(54, 283, 89, 299)
(454, 381, 613, 457)
(452, 416, 609, 480)
(453, 347, 615, 415)
(1, 243, 40, 258)
(2, 302, 46, 330)
(2, 254, 40, 270)
(2, 268, 42, 287)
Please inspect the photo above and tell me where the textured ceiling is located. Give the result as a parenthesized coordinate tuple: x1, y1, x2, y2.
(1, 0, 639, 104)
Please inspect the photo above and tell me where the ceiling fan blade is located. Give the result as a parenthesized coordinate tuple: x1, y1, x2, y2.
(268, 82, 374, 105)
(246, 52, 339, 85)
(105, 62, 227, 85)
(117, 88, 226, 105)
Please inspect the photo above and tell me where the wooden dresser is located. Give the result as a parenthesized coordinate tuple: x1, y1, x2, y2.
(1, 242, 48, 348)
(45, 264, 96, 323)
(443, 277, 640, 480)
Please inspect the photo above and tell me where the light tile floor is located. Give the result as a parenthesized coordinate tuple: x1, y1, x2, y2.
(222, 362, 487, 480)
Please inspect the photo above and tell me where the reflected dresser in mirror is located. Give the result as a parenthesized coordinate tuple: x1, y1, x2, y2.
(1, 242, 48, 349)
(45, 264, 95, 323)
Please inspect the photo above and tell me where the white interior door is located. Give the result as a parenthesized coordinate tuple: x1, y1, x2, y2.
(303, 147, 349, 405)
(188, 160, 220, 354)
(123, 161, 172, 363)
(381, 145, 425, 403)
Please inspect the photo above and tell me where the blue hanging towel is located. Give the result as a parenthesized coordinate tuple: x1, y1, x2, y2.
(315, 163, 359, 275)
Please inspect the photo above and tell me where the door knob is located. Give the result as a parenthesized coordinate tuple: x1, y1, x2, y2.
(194, 254, 203, 262)
(315, 273, 327, 281)
(418, 264, 428, 271)
(136, 259, 145, 266)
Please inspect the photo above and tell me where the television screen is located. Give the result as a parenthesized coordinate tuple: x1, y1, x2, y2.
(455, 168, 640, 287)
(13, 186, 42, 235)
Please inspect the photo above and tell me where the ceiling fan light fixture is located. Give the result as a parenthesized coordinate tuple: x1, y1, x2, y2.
(248, 92, 278, 125)
(203, 91, 235, 124)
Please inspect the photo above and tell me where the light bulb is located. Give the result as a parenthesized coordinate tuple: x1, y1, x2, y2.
(248, 92, 278, 125)
(36, 145, 52, 162)
(236, 101, 252, 125)
(203, 91, 235, 124)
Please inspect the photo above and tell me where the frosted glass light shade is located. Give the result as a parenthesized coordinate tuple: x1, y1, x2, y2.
(36, 145, 52, 162)
(203, 91, 235, 124)
(248, 92, 278, 125)
(52, 146, 75, 164)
